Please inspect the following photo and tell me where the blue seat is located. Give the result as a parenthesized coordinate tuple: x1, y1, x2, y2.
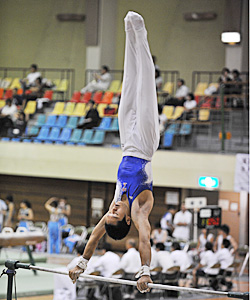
(34, 127, 50, 141)
(27, 126, 39, 136)
(88, 130, 105, 145)
(179, 123, 192, 135)
(45, 127, 61, 142)
(166, 123, 180, 135)
(67, 129, 83, 144)
(96, 117, 112, 130)
(34, 140, 42, 144)
(56, 128, 72, 143)
(44, 115, 57, 128)
(78, 129, 94, 145)
(163, 132, 174, 148)
(1, 137, 10, 142)
(23, 139, 32, 143)
(78, 116, 85, 126)
(55, 115, 67, 128)
(11, 138, 21, 142)
(35, 114, 46, 127)
(108, 118, 119, 131)
(66, 116, 78, 129)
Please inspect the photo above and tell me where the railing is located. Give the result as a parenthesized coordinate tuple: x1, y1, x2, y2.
(0, 67, 75, 100)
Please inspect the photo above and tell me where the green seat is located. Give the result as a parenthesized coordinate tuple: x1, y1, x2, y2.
(78, 129, 94, 145)
(67, 129, 83, 144)
(66, 116, 78, 129)
(88, 130, 105, 145)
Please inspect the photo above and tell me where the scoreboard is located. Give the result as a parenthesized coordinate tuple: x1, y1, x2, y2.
(198, 206, 222, 229)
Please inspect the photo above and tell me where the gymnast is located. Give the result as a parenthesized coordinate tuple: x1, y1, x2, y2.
(69, 11, 159, 293)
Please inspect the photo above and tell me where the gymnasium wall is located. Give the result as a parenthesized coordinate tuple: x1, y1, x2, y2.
(115, 0, 226, 88)
(0, 0, 226, 90)
(0, 0, 86, 90)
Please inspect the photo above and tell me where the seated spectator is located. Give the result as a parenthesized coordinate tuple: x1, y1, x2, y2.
(20, 64, 41, 93)
(17, 200, 34, 229)
(165, 79, 189, 106)
(155, 242, 174, 272)
(158, 104, 167, 135)
(119, 239, 141, 274)
(197, 228, 214, 255)
(183, 93, 197, 120)
(8, 111, 27, 138)
(155, 69, 163, 91)
(77, 100, 101, 129)
(4, 195, 15, 228)
(81, 65, 112, 94)
(12, 88, 24, 106)
(23, 77, 45, 108)
(170, 242, 191, 272)
(212, 239, 234, 290)
(231, 69, 243, 94)
(160, 206, 176, 236)
(192, 242, 218, 288)
(0, 99, 18, 136)
(217, 67, 232, 94)
(151, 222, 168, 245)
(214, 224, 238, 254)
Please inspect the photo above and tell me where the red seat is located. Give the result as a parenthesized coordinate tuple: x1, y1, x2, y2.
(4, 89, 13, 99)
(70, 91, 81, 103)
(43, 90, 53, 100)
(80, 92, 92, 103)
(102, 91, 114, 104)
(93, 91, 103, 103)
(0, 88, 4, 99)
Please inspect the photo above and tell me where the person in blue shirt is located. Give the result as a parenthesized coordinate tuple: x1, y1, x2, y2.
(69, 11, 159, 294)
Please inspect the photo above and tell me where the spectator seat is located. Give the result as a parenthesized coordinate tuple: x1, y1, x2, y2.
(70, 91, 81, 103)
(45, 127, 61, 142)
(166, 123, 180, 135)
(66, 116, 78, 129)
(56, 128, 72, 143)
(102, 91, 114, 104)
(67, 129, 83, 144)
(55, 115, 68, 128)
(108, 118, 119, 131)
(80, 92, 92, 103)
(4, 89, 13, 99)
(34, 127, 50, 141)
(9, 78, 22, 89)
(57, 79, 69, 92)
(24, 101, 36, 115)
(162, 82, 174, 95)
(72, 103, 86, 116)
(97, 104, 108, 118)
(52, 79, 61, 90)
(88, 130, 105, 145)
(169, 106, 184, 120)
(51, 102, 65, 115)
(96, 117, 112, 130)
(44, 115, 57, 128)
(194, 82, 208, 96)
(93, 91, 103, 103)
(0, 88, 4, 99)
(179, 123, 192, 135)
(1, 78, 12, 89)
(163, 105, 174, 119)
(198, 109, 210, 121)
(43, 90, 53, 100)
(35, 114, 46, 127)
(0, 100, 5, 108)
(78, 129, 94, 145)
(63, 102, 75, 116)
(107, 80, 121, 93)
(163, 132, 174, 148)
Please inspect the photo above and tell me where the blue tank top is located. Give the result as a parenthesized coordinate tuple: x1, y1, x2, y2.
(114, 156, 153, 208)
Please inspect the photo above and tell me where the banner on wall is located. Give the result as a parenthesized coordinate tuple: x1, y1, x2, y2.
(234, 153, 249, 193)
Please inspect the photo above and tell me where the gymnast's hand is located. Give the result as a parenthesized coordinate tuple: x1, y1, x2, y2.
(137, 275, 152, 293)
(69, 266, 84, 283)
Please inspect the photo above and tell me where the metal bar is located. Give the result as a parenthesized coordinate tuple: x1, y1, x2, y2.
(220, 85, 225, 151)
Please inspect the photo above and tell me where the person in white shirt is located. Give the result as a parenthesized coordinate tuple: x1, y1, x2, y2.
(151, 222, 168, 245)
(21, 64, 42, 88)
(155, 242, 174, 272)
(0, 198, 7, 232)
(165, 79, 189, 107)
(119, 239, 141, 274)
(214, 224, 238, 254)
(81, 65, 112, 94)
(197, 228, 214, 254)
(183, 93, 197, 120)
(170, 242, 191, 272)
(172, 203, 192, 241)
(192, 242, 218, 288)
(0, 99, 18, 122)
(92, 243, 120, 277)
(160, 206, 176, 236)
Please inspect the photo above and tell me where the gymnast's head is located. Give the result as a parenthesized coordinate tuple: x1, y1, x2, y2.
(105, 200, 131, 240)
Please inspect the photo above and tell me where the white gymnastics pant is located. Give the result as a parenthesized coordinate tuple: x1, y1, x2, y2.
(119, 13, 159, 161)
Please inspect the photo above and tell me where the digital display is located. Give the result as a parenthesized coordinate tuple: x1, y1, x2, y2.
(198, 206, 221, 229)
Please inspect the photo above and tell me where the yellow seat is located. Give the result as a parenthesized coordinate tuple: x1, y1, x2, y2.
(107, 104, 118, 117)
(0, 100, 6, 108)
(97, 103, 108, 118)
(162, 82, 174, 94)
(117, 82, 123, 94)
(107, 80, 121, 93)
(72, 103, 86, 116)
(169, 106, 184, 120)
(9, 78, 21, 89)
(57, 79, 69, 92)
(209, 82, 219, 90)
(194, 82, 208, 96)
(53, 79, 61, 90)
(24, 101, 36, 115)
(63, 102, 75, 115)
(162, 105, 174, 119)
(51, 102, 65, 115)
(198, 109, 210, 121)
(1, 78, 12, 89)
